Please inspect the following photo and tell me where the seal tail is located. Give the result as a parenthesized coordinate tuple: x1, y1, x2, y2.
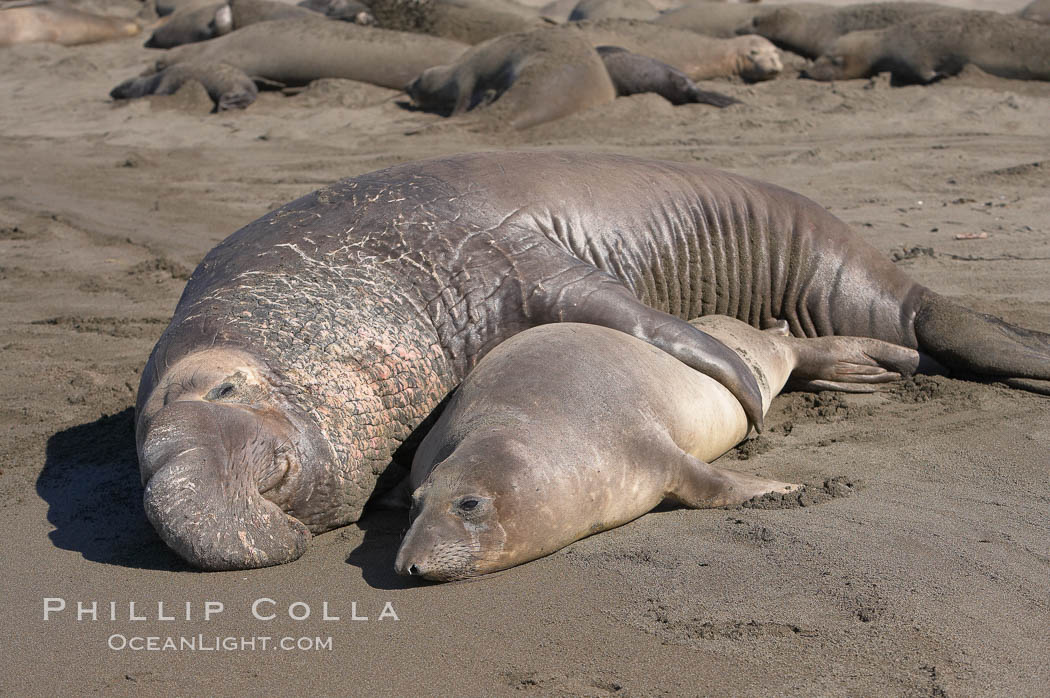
(914, 291, 1050, 391)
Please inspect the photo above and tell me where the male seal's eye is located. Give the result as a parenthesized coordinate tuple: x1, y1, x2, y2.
(458, 498, 479, 511)
(206, 382, 236, 400)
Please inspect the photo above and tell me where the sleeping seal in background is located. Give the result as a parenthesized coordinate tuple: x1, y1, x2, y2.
(0, 0, 139, 46)
(804, 10, 1050, 83)
(144, 0, 318, 49)
(394, 318, 920, 581)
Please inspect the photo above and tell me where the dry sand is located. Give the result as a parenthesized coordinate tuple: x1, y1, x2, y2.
(1, 1, 1048, 695)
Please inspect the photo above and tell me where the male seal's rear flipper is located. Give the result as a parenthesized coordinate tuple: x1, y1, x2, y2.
(536, 277, 765, 431)
(915, 291, 1050, 391)
(787, 335, 921, 393)
(668, 450, 797, 509)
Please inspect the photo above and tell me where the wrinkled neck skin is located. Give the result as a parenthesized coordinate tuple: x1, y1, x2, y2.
(136, 258, 455, 568)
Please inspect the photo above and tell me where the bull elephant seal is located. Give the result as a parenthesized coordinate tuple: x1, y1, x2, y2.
(742, 2, 946, 59)
(137, 151, 1050, 570)
(395, 319, 920, 581)
(406, 29, 616, 128)
(145, 0, 316, 49)
(596, 45, 740, 107)
(803, 10, 1050, 83)
(0, 1, 140, 46)
(137, 18, 468, 92)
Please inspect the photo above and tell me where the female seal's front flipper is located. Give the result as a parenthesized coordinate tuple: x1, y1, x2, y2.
(535, 275, 765, 432)
(787, 335, 922, 393)
(915, 291, 1050, 392)
(668, 450, 797, 509)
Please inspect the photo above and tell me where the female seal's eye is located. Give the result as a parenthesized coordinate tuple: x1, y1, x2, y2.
(459, 498, 479, 511)
(206, 382, 236, 400)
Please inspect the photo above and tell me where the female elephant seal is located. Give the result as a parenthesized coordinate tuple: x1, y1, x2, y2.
(127, 17, 469, 95)
(144, 0, 317, 49)
(743, 2, 946, 59)
(568, 18, 783, 82)
(405, 28, 616, 129)
(0, 1, 140, 46)
(395, 318, 919, 581)
(137, 151, 1050, 570)
(804, 10, 1050, 83)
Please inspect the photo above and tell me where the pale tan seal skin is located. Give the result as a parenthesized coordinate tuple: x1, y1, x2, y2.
(395, 319, 920, 581)
(407, 28, 616, 129)
(567, 18, 782, 82)
(743, 2, 947, 59)
(0, 2, 139, 47)
(805, 10, 1050, 84)
(153, 17, 468, 89)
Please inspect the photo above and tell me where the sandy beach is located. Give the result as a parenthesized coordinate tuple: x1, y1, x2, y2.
(1, 0, 1048, 695)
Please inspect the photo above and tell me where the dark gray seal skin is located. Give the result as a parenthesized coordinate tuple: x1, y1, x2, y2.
(1019, 0, 1050, 24)
(804, 10, 1050, 83)
(653, 4, 800, 39)
(110, 61, 258, 110)
(145, 0, 317, 49)
(405, 28, 616, 128)
(154, 17, 469, 90)
(145, 2, 229, 48)
(568, 0, 657, 22)
(138, 150, 1050, 571)
(596, 45, 740, 107)
(394, 318, 920, 581)
(743, 2, 947, 59)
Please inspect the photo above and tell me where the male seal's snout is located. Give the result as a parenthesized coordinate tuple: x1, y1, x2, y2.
(140, 398, 311, 570)
(135, 347, 337, 571)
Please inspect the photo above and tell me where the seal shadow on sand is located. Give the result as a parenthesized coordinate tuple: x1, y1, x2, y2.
(38, 408, 188, 571)
(345, 508, 424, 590)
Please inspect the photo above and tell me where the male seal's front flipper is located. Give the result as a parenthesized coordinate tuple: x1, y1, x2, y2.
(668, 451, 797, 509)
(915, 291, 1050, 391)
(539, 276, 765, 431)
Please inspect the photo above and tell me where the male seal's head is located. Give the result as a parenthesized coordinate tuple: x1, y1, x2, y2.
(136, 347, 336, 570)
